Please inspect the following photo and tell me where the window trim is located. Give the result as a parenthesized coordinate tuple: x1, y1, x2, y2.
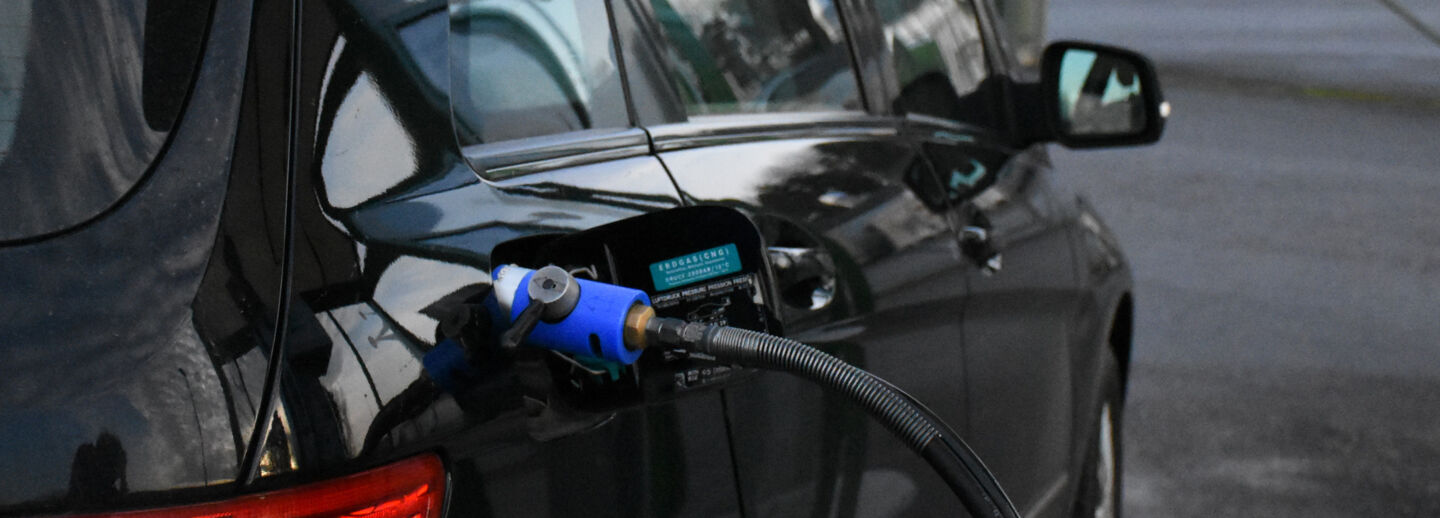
(461, 127, 650, 180)
(647, 111, 901, 152)
(901, 111, 1013, 152)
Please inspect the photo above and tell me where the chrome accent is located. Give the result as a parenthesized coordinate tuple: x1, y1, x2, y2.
(461, 128, 650, 180)
(1094, 403, 1118, 518)
(484, 145, 651, 179)
(649, 113, 902, 152)
(960, 226, 1002, 275)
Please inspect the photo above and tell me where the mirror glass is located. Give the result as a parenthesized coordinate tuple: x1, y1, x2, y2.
(1056, 48, 1146, 137)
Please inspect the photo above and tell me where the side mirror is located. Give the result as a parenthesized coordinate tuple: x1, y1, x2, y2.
(1041, 41, 1166, 148)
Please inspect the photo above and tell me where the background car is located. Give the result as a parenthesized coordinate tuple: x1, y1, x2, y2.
(0, 0, 1160, 516)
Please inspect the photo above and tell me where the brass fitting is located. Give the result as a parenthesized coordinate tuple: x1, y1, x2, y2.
(623, 304, 655, 350)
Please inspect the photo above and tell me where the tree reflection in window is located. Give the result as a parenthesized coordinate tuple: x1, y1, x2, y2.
(449, 0, 627, 146)
(878, 0, 995, 126)
(648, 0, 861, 115)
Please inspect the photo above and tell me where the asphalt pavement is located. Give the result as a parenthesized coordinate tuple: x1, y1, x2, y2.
(1045, 0, 1440, 515)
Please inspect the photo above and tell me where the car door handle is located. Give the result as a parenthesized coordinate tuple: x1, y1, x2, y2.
(960, 226, 1002, 275)
(767, 246, 837, 310)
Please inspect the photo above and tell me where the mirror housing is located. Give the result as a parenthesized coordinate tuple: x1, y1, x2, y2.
(1038, 41, 1166, 148)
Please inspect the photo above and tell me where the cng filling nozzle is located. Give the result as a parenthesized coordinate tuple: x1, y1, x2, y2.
(491, 264, 654, 364)
(491, 264, 1021, 518)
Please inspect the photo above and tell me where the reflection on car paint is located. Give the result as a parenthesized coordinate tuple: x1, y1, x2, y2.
(0, 0, 254, 505)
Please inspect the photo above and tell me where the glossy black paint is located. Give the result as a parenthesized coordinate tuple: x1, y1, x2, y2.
(658, 127, 976, 516)
(0, 0, 206, 243)
(0, 0, 1146, 517)
(0, 0, 256, 512)
(277, 2, 746, 516)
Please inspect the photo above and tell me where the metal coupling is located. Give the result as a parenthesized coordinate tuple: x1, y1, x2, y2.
(644, 316, 712, 351)
(623, 304, 655, 350)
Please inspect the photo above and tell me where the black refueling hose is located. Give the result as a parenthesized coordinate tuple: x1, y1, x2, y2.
(646, 317, 1021, 518)
(483, 264, 1022, 517)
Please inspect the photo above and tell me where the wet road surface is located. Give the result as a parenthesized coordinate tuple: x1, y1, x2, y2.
(1047, 0, 1440, 515)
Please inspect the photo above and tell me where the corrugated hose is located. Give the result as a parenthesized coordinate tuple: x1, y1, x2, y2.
(646, 317, 1021, 518)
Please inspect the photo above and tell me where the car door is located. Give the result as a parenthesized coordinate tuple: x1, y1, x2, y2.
(615, 0, 977, 516)
(854, 0, 1082, 514)
(268, 1, 745, 516)
(953, 147, 1080, 518)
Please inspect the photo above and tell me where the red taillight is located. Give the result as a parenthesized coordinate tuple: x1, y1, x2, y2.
(78, 454, 445, 518)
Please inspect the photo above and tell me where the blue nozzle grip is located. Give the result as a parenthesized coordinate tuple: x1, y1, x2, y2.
(495, 266, 649, 365)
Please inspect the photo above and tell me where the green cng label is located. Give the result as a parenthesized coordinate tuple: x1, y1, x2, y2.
(650, 244, 741, 291)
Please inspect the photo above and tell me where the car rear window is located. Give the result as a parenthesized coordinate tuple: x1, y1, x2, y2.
(448, 0, 630, 147)
(645, 0, 861, 116)
(0, 0, 211, 243)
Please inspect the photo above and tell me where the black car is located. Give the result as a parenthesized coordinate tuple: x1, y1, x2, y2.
(0, 0, 1162, 517)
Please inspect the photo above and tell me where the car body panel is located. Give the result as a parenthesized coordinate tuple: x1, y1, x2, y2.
(954, 148, 1084, 518)
(0, 0, 258, 512)
(0, 0, 1142, 516)
(653, 127, 973, 516)
(275, 1, 744, 517)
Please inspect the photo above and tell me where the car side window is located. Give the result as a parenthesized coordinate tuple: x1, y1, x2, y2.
(645, 0, 861, 115)
(448, 0, 630, 146)
(875, 0, 996, 127)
